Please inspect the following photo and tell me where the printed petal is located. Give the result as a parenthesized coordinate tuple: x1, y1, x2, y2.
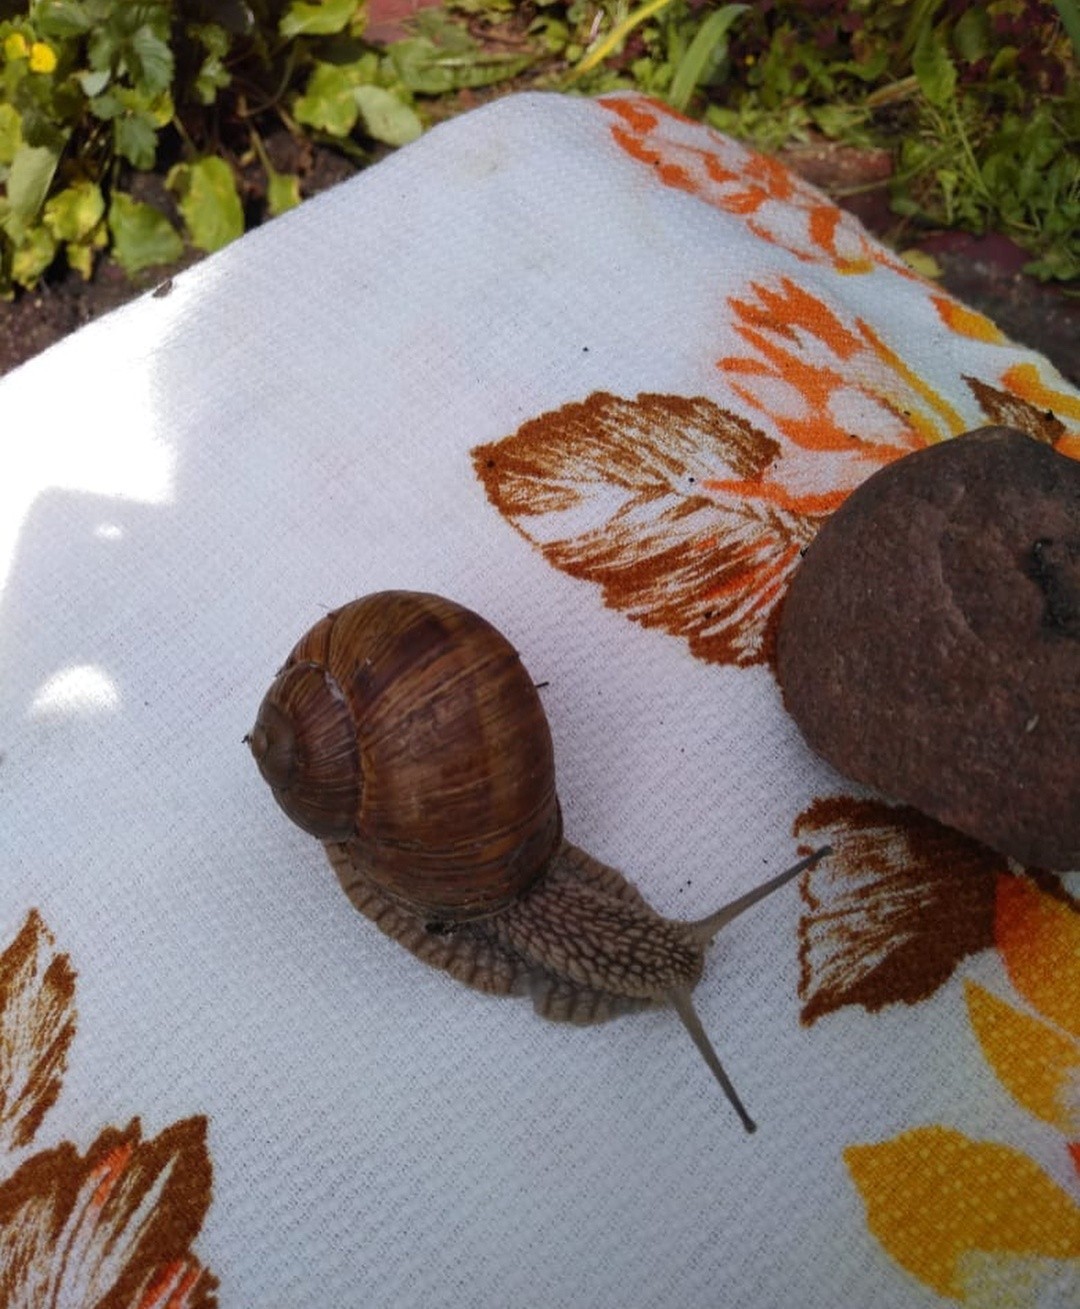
(965, 980, 1080, 1135)
(996, 875, 1080, 1039)
(719, 277, 964, 469)
(961, 1250, 1080, 1307)
(997, 363, 1080, 459)
(932, 295, 1007, 345)
(599, 95, 901, 276)
(964, 376, 1067, 446)
(794, 797, 999, 1024)
(0, 910, 77, 1152)
(845, 1126, 1080, 1299)
(473, 391, 819, 666)
(0, 1116, 217, 1308)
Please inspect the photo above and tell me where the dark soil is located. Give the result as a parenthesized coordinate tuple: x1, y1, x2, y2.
(2, 131, 1076, 385)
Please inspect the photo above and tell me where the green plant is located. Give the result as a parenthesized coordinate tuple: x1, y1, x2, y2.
(891, 12, 1080, 279)
(555, 0, 1078, 280)
(0, 0, 539, 294)
(1, 1, 1077, 293)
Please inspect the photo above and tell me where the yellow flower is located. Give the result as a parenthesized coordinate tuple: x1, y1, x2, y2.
(3, 32, 29, 60)
(28, 41, 57, 74)
(845, 1127, 1080, 1300)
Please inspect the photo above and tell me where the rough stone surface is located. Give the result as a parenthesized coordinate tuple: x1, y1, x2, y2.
(776, 427, 1080, 870)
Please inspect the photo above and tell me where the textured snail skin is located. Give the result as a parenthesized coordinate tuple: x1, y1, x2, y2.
(250, 591, 827, 1130)
(326, 838, 705, 1025)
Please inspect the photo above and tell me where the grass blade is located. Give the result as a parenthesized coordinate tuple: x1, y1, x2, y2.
(668, 4, 748, 112)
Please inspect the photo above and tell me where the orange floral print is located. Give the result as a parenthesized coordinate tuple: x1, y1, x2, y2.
(808, 816, 1080, 1302)
(599, 95, 908, 277)
(0, 912, 217, 1305)
(846, 1127, 1080, 1300)
(792, 798, 999, 1024)
(998, 362, 1080, 460)
(718, 276, 964, 495)
(0, 909, 76, 1153)
(995, 874, 1080, 1043)
(0, 1117, 217, 1308)
(474, 391, 821, 666)
(475, 346, 1080, 670)
(931, 295, 1008, 345)
(720, 280, 1080, 466)
(964, 980, 1079, 1140)
(476, 105, 1080, 674)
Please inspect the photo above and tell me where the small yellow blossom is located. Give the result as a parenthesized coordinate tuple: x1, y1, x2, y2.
(3, 32, 29, 60)
(29, 41, 57, 73)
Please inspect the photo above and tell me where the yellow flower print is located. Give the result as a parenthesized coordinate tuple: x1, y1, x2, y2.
(965, 980, 1079, 1137)
(846, 1127, 1080, 1300)
(844, 874, 1080, 1302)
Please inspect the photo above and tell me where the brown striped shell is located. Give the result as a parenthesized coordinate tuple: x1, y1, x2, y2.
(248, 591, 561, 922)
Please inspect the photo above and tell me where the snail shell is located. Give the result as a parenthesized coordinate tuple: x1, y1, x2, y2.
(249, 591, 827, 1131)
(248, 591, 560, 921)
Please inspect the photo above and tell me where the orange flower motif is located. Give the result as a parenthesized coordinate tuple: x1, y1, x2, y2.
(846, 1127, 1080, 1301)
(793, 797, 999, 1024)
(0, 912, 218, 1305)
(717, 276, 966, 508)
(474, 390, 821, 666)
(798, 806, 1080, 1302)
(476, 109, 1080, 675)
(997, 362, 1080, 460)
(0, 909, 76, 1152)
(599, 94, 909, 277)
(718, 278, 1080, 509)
(0, 1118, 217, 1308)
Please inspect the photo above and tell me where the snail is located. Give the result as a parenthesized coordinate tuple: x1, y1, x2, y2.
(247, 591, 828, 1132)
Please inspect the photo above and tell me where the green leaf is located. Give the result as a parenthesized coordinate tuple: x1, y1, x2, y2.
(387, 37, 533, 95)
(108, 192, 183, 273)
(353, 85, 422, 146)
(33, 2, 96, 39)
(12, 224, 57, 286)
(266, 168, 301, 217)
(668, 4, 747, 112)
(912, 27, 956, 107)
(191, 22, 232, 105)
(114, 111, 158, 169)
(6, 143, 59, 220)
(43, 180, 105, 241)
(87, 26, 115, 74)
(0, 103, 22, 166)
(952, 8, 990, 63)
(89, 92, 123, 121)
(128, 23, 174, 95)
(810, 102, 871, 142)
(66, 240, 96, 278)
(167, 156, 244, 253)
(279, 0, 360, 39)
(78, 67, 111, 97)
(293, 62, 361, 136)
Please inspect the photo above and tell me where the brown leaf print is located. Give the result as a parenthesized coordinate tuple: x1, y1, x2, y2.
(473, 391, 822, 667)
(965, 375, 1068, 446)
(0, 1115, 217, 1309)
(0, 910, 77, 1153)
(793, 797, 1000, 1025)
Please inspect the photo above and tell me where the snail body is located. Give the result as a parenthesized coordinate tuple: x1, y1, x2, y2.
(249, 591, 826, 1131)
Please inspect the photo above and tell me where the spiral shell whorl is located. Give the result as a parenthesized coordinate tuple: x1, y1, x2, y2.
(250, 592, 561, 922)
(249, 661, 359, 840)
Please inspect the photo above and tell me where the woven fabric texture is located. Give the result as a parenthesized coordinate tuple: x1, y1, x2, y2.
(1, 92, 1078, 1308)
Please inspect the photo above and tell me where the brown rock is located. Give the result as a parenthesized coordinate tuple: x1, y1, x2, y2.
(776, 427, 1080, 869)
